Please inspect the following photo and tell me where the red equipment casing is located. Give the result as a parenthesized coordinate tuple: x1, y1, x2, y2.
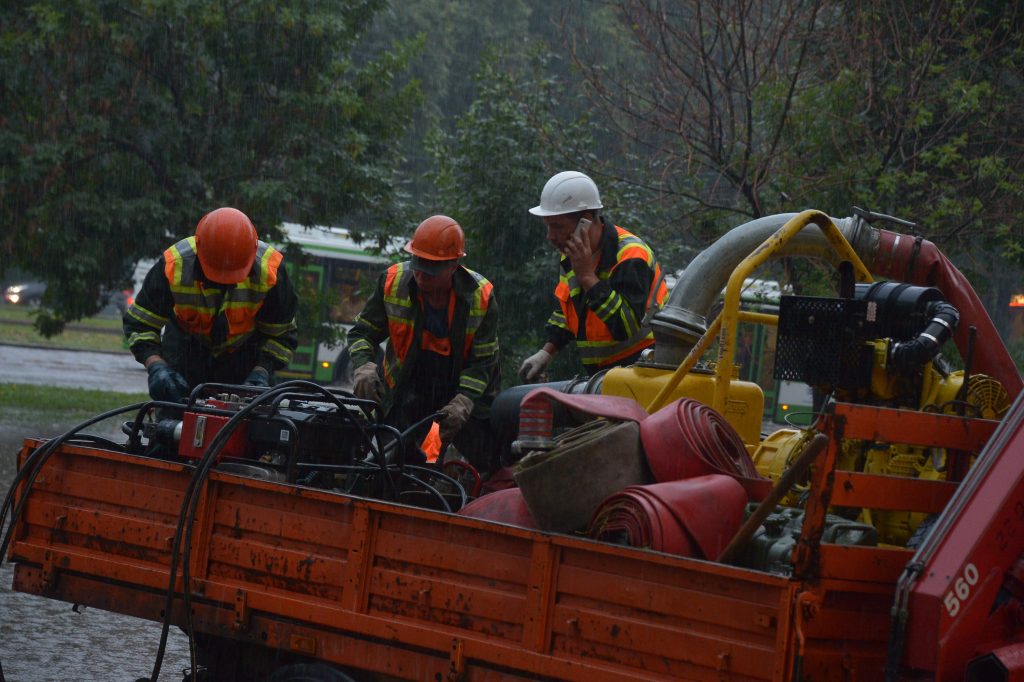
(178, 409, 250, 461)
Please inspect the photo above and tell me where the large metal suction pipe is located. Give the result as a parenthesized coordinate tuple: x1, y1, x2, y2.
(651, 213, 876, 366)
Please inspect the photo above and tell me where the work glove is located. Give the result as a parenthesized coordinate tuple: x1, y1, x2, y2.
(438, 393, 474, 443)
(244, 366, 271, 387)
(147, 362, 191, 403)
(352, 362, 384, 402)
(518, 348, 553, 384)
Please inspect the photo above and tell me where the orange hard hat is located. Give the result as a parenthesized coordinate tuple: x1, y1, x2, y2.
(404, 215, 466, 260)
(194, 207, 258, 284)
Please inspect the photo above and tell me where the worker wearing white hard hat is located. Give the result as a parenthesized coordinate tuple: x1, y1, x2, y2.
(519, 171, 668, 382)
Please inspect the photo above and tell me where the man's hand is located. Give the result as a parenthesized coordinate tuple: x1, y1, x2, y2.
(438, 393, 474, 442)
(518, 348, 553, 384)
(352, 362, 383, 402)
(562, 228, 598, 290)
(147, 362, 190, 402)
(245, 366, 271, 387)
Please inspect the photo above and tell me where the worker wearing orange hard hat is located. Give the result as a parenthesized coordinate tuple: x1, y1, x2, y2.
(124, 207, 298, 401)
(348, 215, 501, 473)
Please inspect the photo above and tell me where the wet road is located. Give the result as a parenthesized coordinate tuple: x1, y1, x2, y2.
(0, 344, 147, 394)
(1, 346, 189, 681)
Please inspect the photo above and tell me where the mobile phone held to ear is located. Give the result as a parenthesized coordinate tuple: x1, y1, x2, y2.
(574, 217, 592, 239)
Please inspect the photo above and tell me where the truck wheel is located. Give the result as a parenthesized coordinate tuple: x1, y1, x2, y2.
(267, 662, 358, 682)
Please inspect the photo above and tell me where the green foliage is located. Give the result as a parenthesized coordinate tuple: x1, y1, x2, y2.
(0, 0, 420, 334)
(427, 50, 595, 385)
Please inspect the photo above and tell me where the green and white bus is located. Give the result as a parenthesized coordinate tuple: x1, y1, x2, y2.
(276, 222, 390, 385)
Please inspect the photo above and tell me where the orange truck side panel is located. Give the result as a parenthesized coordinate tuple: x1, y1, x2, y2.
(9, 438, 914, 681)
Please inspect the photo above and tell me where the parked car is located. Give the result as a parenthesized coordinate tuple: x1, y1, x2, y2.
(3, 281, 46, 306)
(3, 281, 133, 315)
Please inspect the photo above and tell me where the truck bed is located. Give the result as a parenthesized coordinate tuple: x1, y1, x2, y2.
(7, 430, 926, 681)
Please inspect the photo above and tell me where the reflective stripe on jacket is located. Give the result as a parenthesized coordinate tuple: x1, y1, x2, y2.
(376, 262, 495, 390)
(552, 226, 668, 369)
(163, 237, 288, 359)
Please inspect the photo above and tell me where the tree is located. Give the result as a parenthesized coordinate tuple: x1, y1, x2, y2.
(566, 1, 1023, 247)
(359, 1, 576, 210)
(563, 0, 1024, 344)
(0, 0, 420, 334)
(428, 50, 596, 383)
(567, 0, 827, 233)
(813, 0, 1024, 333)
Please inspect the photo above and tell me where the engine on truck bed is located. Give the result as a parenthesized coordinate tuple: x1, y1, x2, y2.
(751, 280, 1010, 546)
(122, 381, 470, 511)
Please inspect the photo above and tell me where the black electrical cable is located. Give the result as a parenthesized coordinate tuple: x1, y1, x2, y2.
(396, 471, 452, 512)
(154, 381, 316, 682)
(384, 411, 444, 492)
(402, 464, 468, 511)
(289, 461, 469, 512)
(152, 379, 379, 682)
(62, 434, 125, 450)
(124, 400, 186, 452)
(0, 401, 159, 561)
(268, 389, 394, 494)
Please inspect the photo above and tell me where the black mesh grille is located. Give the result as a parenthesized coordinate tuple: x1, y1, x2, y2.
(774, 296, 877, 389)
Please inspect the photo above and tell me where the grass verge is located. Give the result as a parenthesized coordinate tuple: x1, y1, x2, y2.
(0, 304, 124, 353)
(0, 383, 148, 432)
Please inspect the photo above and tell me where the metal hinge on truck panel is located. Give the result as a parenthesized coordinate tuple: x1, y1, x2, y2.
(233, 588, 249, 632)
(447, 638, 465, 681)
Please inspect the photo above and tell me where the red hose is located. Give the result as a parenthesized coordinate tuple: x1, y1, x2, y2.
(641, 398, 770, 500)
(458, 487, 536, 529)
(872, 229, 1022, 398)
(588, 476, 747, 559)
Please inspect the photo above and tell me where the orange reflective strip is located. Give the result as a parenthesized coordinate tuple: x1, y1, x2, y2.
(421, 329, 452, 356)
(266, 248, 282, 287)
(384, 265, 415, 361)
(419, 289, 455, 356)
(421, 421, 442, 463)
(554, 280, 579, 334)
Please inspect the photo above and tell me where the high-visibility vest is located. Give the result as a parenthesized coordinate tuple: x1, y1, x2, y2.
(162, 237, 285, 357)
(554, 226, 668, 369)
(380, 261, 494, 389)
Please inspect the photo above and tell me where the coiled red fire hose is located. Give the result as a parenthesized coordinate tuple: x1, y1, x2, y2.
(458, 487, 536, 529)
(588, 475, 747, 559)
(641, 398, 771, 500)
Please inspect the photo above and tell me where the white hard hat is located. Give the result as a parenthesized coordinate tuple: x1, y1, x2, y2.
(529, 171, 603, 217)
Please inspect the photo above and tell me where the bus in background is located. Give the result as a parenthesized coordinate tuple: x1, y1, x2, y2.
(275, 222, 390, 385)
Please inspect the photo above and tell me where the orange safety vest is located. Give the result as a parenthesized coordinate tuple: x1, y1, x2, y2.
(380, 261, 494, 389)
(163, 237, 284, 356)
(554, 226, 668, 369)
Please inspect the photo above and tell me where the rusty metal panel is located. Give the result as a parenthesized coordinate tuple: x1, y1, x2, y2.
(829, 471, 957, 513)
(549, 546, 786, 681)
(10, 441, 805, 681)
(797, 583, 894, 680)
(12, 442, 184, 588)
(205, 482, 355, 599)
(819, 545, 911, 583)
(364, 510, 536, 642)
